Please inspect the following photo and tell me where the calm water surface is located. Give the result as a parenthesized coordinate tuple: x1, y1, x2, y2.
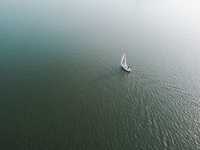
(1, 0, 200, 149)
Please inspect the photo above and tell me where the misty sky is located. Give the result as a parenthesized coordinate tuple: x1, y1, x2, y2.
(0, 0, 200, 55)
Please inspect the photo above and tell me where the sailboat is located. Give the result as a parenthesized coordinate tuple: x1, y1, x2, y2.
(120, 53, 131, 72)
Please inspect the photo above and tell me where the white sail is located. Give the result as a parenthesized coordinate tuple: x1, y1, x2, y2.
(121, 53, 127, 67)
(121, 53, 126, 66)
(121, 54, 124, 65)
(124, 54, 127, 66)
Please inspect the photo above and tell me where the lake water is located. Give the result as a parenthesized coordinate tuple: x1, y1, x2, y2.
(1, 0, 200, 149)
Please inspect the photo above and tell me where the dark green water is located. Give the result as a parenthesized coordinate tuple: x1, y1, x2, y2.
(1, 0, 200, 149)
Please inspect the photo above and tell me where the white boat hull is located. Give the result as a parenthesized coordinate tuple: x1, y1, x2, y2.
(121, 64, 131, 72)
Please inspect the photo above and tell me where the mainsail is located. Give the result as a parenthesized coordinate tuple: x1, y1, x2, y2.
(121, 53, 127, 67)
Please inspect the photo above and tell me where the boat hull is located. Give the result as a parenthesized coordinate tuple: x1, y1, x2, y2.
(121, 65, 131, 72)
